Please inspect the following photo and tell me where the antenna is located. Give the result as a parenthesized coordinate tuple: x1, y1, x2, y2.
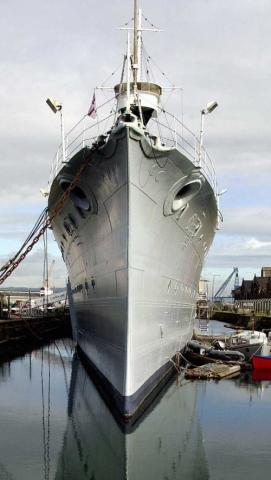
(114, 3, 162, 122)
(133, 0, 138, 79)
(133, 1, 141, 86)
(117, 2, 161, 89)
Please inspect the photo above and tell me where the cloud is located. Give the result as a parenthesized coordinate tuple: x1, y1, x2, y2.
(1, 0, 271, 287)
(220, 207, 271, 237)
(0, 248, 67, 289)
(246, 238, 271, 250)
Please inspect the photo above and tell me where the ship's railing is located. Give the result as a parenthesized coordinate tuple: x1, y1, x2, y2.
(48, 100, 217, 195)
(48, 97, 117, 186)
(148, 108, 217, 194)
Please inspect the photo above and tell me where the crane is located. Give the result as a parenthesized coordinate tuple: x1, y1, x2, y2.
(214, 267, 239, 300)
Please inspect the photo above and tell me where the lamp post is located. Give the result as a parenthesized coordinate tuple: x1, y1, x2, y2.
(199, 100, 218, 167)
(46, 97, 66, 162)
(212, 274, 221, 303)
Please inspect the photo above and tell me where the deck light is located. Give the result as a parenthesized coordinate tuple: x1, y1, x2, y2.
(199, 100, 218, 167)
(46, 97, 66, 162)
(202, 101, 218, 115)
(46, 97, 62, 113)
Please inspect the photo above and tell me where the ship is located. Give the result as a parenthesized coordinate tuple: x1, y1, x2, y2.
(47, 1, 219, 418)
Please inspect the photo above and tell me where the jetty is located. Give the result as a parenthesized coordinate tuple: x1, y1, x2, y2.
(185, 363, 240, 380)
(0, 313, 71, 361)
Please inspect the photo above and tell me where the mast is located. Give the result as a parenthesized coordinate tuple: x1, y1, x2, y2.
(133, 0, 140, 85)
(138, 8, 142, 80)
(127, 30, 131, 111)
(114, 1, 161, 124)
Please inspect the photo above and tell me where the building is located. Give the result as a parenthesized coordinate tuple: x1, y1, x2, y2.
(261, 267, 271, 278)
(233, 267, 271, 301)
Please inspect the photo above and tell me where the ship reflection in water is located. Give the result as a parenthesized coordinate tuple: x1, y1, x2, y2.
(56, 356, 208, 480)
(1, 339, 271, 479)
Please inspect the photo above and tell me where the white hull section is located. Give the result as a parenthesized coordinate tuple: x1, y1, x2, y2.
(49, 124, 217, 414)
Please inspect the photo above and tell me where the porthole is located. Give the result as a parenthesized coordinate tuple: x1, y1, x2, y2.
(172, 180, 201, 212)
(163, 174, 203, 217)
(70, 187, 90, 211)
(60, 180, 90, 211)
(59, 177, 97, 215)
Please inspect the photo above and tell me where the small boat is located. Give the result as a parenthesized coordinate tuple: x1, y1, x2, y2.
(252, 355, 271, 370)
(186, 340, 245, 363)
(226, 330, 267, 361)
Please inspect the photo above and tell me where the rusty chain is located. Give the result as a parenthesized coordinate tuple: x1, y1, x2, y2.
(0, 150, 92, 285)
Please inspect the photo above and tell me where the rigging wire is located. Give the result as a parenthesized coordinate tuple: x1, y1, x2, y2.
(119, 55, 127, 88)
(142, 14, 160, 31)
(100, 61, 124, 87)
(142, 47, 151, 82)
(54, 341, 69, 394)
(142, 44, 176, 87)
(40, 345, 52, 480)
(41, 348, 48, 480)
(141, 41, 185, 148)
(42, 216, 49, 315)
(46, 345, 51, 480)
(118, 16, 134, 28)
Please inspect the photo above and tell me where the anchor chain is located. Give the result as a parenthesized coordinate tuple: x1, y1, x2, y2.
(0, 151, 92, 285)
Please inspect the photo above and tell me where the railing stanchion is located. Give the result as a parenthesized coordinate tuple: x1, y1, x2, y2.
(174, 116, 177, 148)
(82, 116, 86, 148)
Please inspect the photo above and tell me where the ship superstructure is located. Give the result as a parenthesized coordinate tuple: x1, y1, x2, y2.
(48, 1, 219, 417)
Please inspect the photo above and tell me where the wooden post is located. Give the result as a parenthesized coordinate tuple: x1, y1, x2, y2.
(0, 293, 3, 319)
(8, 294, 10, 319)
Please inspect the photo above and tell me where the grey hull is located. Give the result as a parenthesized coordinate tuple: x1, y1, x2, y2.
(49, 124, 217, 415)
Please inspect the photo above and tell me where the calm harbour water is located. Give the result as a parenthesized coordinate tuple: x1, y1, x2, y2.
(0, 322, 271, 479)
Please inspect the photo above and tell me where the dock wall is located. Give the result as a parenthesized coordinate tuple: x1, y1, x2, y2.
(0, 314, 72, 361)
(210, 310, 271, 331)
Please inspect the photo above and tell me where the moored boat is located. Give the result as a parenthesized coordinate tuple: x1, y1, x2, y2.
(252, 355, 271, 370)
(226, 330, 267, 361)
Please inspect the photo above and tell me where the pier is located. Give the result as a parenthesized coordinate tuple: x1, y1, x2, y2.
(0, 288, 71, 360)
(210, 307, 271, 331)
(0, 313, 71, 361)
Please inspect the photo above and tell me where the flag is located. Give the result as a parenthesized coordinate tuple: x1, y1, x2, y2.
(87, 92, 97, 118)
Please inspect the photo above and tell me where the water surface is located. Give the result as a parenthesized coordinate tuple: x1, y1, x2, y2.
(0, 335, 270, 479)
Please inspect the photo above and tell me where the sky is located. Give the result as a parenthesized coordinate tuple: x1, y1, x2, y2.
(0, 0, 271, 293)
